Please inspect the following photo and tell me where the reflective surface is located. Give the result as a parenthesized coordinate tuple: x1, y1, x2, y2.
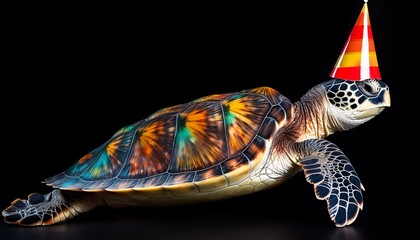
(0, 179, 411, 240)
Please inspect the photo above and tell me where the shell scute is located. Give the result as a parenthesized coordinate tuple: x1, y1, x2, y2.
(106, 179, 138, 191)
(119, 115, 176, 179)
(243, 136, 267, 163)
(134, 174, 169, 189)
(220, 154, 250, 180)
(258, 118, 277, 139)
(195, 164, 224, 182)
(164, 172, 196, 186)
(222, 93, 271, 156)
(169, 101, 227, 172)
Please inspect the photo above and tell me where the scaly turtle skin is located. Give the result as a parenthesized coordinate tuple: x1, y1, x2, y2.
(2, 79, 390, 227)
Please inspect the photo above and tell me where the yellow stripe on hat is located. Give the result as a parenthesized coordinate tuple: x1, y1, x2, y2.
(336, 52, 379, 67)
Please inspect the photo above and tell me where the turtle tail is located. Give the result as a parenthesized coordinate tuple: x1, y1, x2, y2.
(2, 189, 102, 226)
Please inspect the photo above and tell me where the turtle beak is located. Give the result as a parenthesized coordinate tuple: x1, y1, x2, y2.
(355, 89, 391, 119)
(355, 107, 386, 119)
(383, 91, 391, 107)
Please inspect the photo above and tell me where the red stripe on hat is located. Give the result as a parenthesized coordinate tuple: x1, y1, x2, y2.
(349, 25, 374, 40)
(330, 66, 381, 81)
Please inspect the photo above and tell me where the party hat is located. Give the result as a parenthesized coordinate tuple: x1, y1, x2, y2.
(330, 0, 381, 81)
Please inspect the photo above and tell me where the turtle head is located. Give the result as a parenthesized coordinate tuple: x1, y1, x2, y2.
(322, 79, 391, 130)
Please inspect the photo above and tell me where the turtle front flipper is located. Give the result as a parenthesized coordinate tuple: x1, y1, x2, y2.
(294, 139, 364, 227)
(2, 189, 101, 226)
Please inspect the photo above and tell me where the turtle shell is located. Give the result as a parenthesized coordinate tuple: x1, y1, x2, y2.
(45, 87, 292, 192)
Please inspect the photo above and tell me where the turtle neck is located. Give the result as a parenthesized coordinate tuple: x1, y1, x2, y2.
(291, 84, 334, 140)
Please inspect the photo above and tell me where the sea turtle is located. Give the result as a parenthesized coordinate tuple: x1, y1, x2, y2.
(2, 78, 390, 227)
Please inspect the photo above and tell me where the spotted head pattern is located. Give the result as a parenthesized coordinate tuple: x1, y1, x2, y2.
(324, 79, 389, 111)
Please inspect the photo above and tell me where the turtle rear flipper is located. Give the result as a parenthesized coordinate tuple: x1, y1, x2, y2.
(2, 189, 100, 226)
(295, 139, 364, 227)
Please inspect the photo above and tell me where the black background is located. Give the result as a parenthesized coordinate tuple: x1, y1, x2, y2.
(1, 1, 417, 239)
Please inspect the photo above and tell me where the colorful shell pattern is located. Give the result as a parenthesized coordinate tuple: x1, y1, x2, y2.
(46, 87, 292, 191)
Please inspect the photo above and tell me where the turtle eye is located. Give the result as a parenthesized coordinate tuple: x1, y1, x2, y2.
(356, 79, 380, 97)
